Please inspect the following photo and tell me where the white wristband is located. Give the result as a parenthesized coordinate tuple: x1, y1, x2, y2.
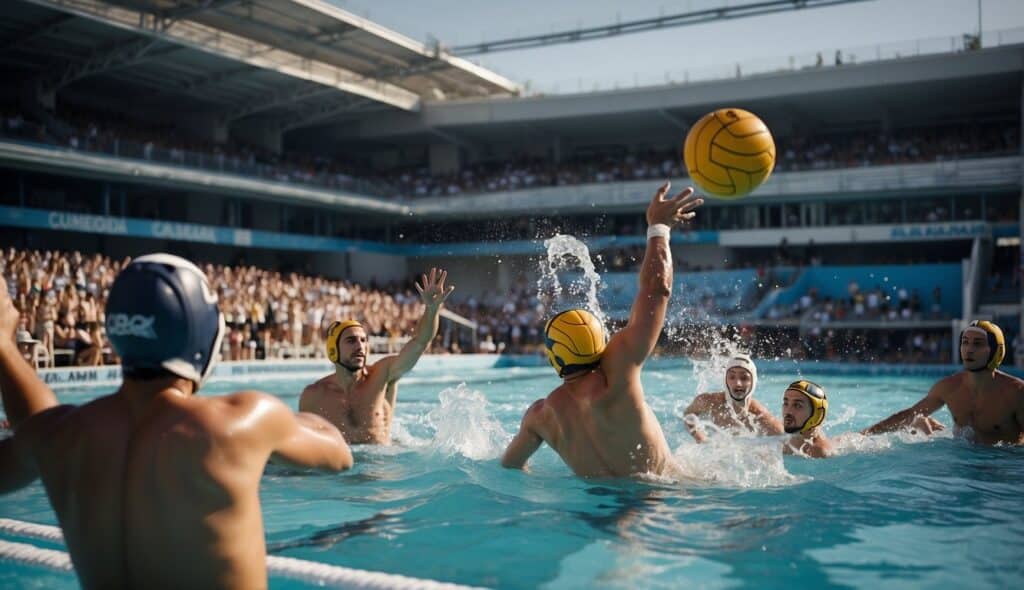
(647, 224, 671, 241)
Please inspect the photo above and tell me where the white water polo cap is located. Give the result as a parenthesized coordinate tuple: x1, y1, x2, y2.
(725, 353, 758, 401)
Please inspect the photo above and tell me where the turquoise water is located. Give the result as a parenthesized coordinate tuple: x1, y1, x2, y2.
(2, 358, 1023, 589)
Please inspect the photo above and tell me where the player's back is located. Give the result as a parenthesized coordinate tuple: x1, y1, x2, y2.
(31, 390, 273, 589)
(541, 369, 673, 478)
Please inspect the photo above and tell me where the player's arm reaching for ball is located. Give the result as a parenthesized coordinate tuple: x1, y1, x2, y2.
(602, 182, 703, 378)
(381, 268, 454, 390)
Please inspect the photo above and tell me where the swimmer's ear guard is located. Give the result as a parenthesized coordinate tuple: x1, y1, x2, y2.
(105, 253, 225, 388)
(325, 320, 363, 364)
(787, 380, 827, 433)
(544, 309, 606, 378)
(960, 320, 1005, 372)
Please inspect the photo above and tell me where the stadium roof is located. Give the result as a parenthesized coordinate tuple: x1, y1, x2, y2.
(2, 0, 520, 130)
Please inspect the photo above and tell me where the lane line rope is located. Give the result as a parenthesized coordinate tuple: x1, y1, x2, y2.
(0, 518, 483, 590)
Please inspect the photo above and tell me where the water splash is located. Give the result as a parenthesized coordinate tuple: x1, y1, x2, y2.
(672, 437, 806, 488)
(425, 383, 510, 460)
(825, 405, 857, 431)
(830, 424, 953, 456)
(389, 417, 429, 449)
(537, 234, 605, 325)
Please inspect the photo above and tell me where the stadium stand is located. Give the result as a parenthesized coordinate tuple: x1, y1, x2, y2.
(0, 0, 1021, 367)
(1, 105, 1016, 199)
(2, 247, 429, 367)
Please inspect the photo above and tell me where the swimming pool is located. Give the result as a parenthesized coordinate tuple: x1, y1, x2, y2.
(2, 356, 1023, 589)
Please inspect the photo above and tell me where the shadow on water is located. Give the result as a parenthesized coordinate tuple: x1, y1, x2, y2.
(267, 512, 397, 553)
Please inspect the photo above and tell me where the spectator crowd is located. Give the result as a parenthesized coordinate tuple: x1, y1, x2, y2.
(2, 248, 432, 368)
(3, 104, 1018, 200)
(764, 282, 949, 323)
(3, 246, 980, 369)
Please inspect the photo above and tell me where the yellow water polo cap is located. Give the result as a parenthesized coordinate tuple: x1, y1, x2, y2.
(787, 379, 828, 433)
(325, 319, 363, 364)
(544, 309, 606, 377)
(960, 320, 1005, 372)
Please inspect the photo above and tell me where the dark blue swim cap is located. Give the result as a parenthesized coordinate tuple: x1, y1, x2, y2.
(105, 254, 224, 387)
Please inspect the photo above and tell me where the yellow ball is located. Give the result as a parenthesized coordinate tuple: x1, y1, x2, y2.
(683, 108, 776, 199)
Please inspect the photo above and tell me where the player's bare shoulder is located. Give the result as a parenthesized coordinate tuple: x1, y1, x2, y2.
(932, 372, 965, 398)
(299, 374, 335, 404)
(748, 397, 771, 415)
(303, 374, 334, 394)
(363, 360, 395, 385)
(208, 389, 283, 416)
(524, 397, 558, 442)
(994, 370, 1024, 387)
(688, 391, 722, 413)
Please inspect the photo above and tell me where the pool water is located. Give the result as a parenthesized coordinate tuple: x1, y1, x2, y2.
(2, 358, 1023, 589)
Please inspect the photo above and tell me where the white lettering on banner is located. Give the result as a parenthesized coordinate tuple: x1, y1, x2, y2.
(47, 212, 128, 235)
(233, 229, 252, 247)
(152, 221, 217, 243)
(719, 222, 992, 247)
(890, 223, 988, 240)
(41, 367, 121, 385)
(105, 314, 157, 339)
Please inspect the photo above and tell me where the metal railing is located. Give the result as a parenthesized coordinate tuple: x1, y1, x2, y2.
(0, 119, 399, 198)
(533, 27, 1024, 95)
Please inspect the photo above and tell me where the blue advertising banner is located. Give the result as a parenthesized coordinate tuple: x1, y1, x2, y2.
(0, 205, 721, 256)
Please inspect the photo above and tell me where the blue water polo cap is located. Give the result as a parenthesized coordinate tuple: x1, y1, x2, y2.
(105, 253, 225, 387)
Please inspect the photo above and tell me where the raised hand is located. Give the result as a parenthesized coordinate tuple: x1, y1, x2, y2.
(0, 276, 19, 348)
(415, 268, 455, 309)
(646, 181, 704, 227)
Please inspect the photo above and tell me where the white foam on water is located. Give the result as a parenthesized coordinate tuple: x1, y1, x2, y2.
(538, 234, 606, 325)
(671, 437, 806, 488)
(825, 405, 858, 430)
(425, 383, 511, 460)
(830, 425, 953, 456)
(388, 417, 430, 450)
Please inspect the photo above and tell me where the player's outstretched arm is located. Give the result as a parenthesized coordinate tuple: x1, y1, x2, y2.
(683, 394, 710, 443)
(0, 405, 73, 493)
(384, 268, 454, 383)
(751, 400, 785, 435)
(862, 383, 945, 435)
(228, 392, 352, 471)
(0, 276, 58, 428)
(604, 183, 703, 372)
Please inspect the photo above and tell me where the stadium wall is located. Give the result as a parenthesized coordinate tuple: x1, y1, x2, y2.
(349, 251, 409, 284)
